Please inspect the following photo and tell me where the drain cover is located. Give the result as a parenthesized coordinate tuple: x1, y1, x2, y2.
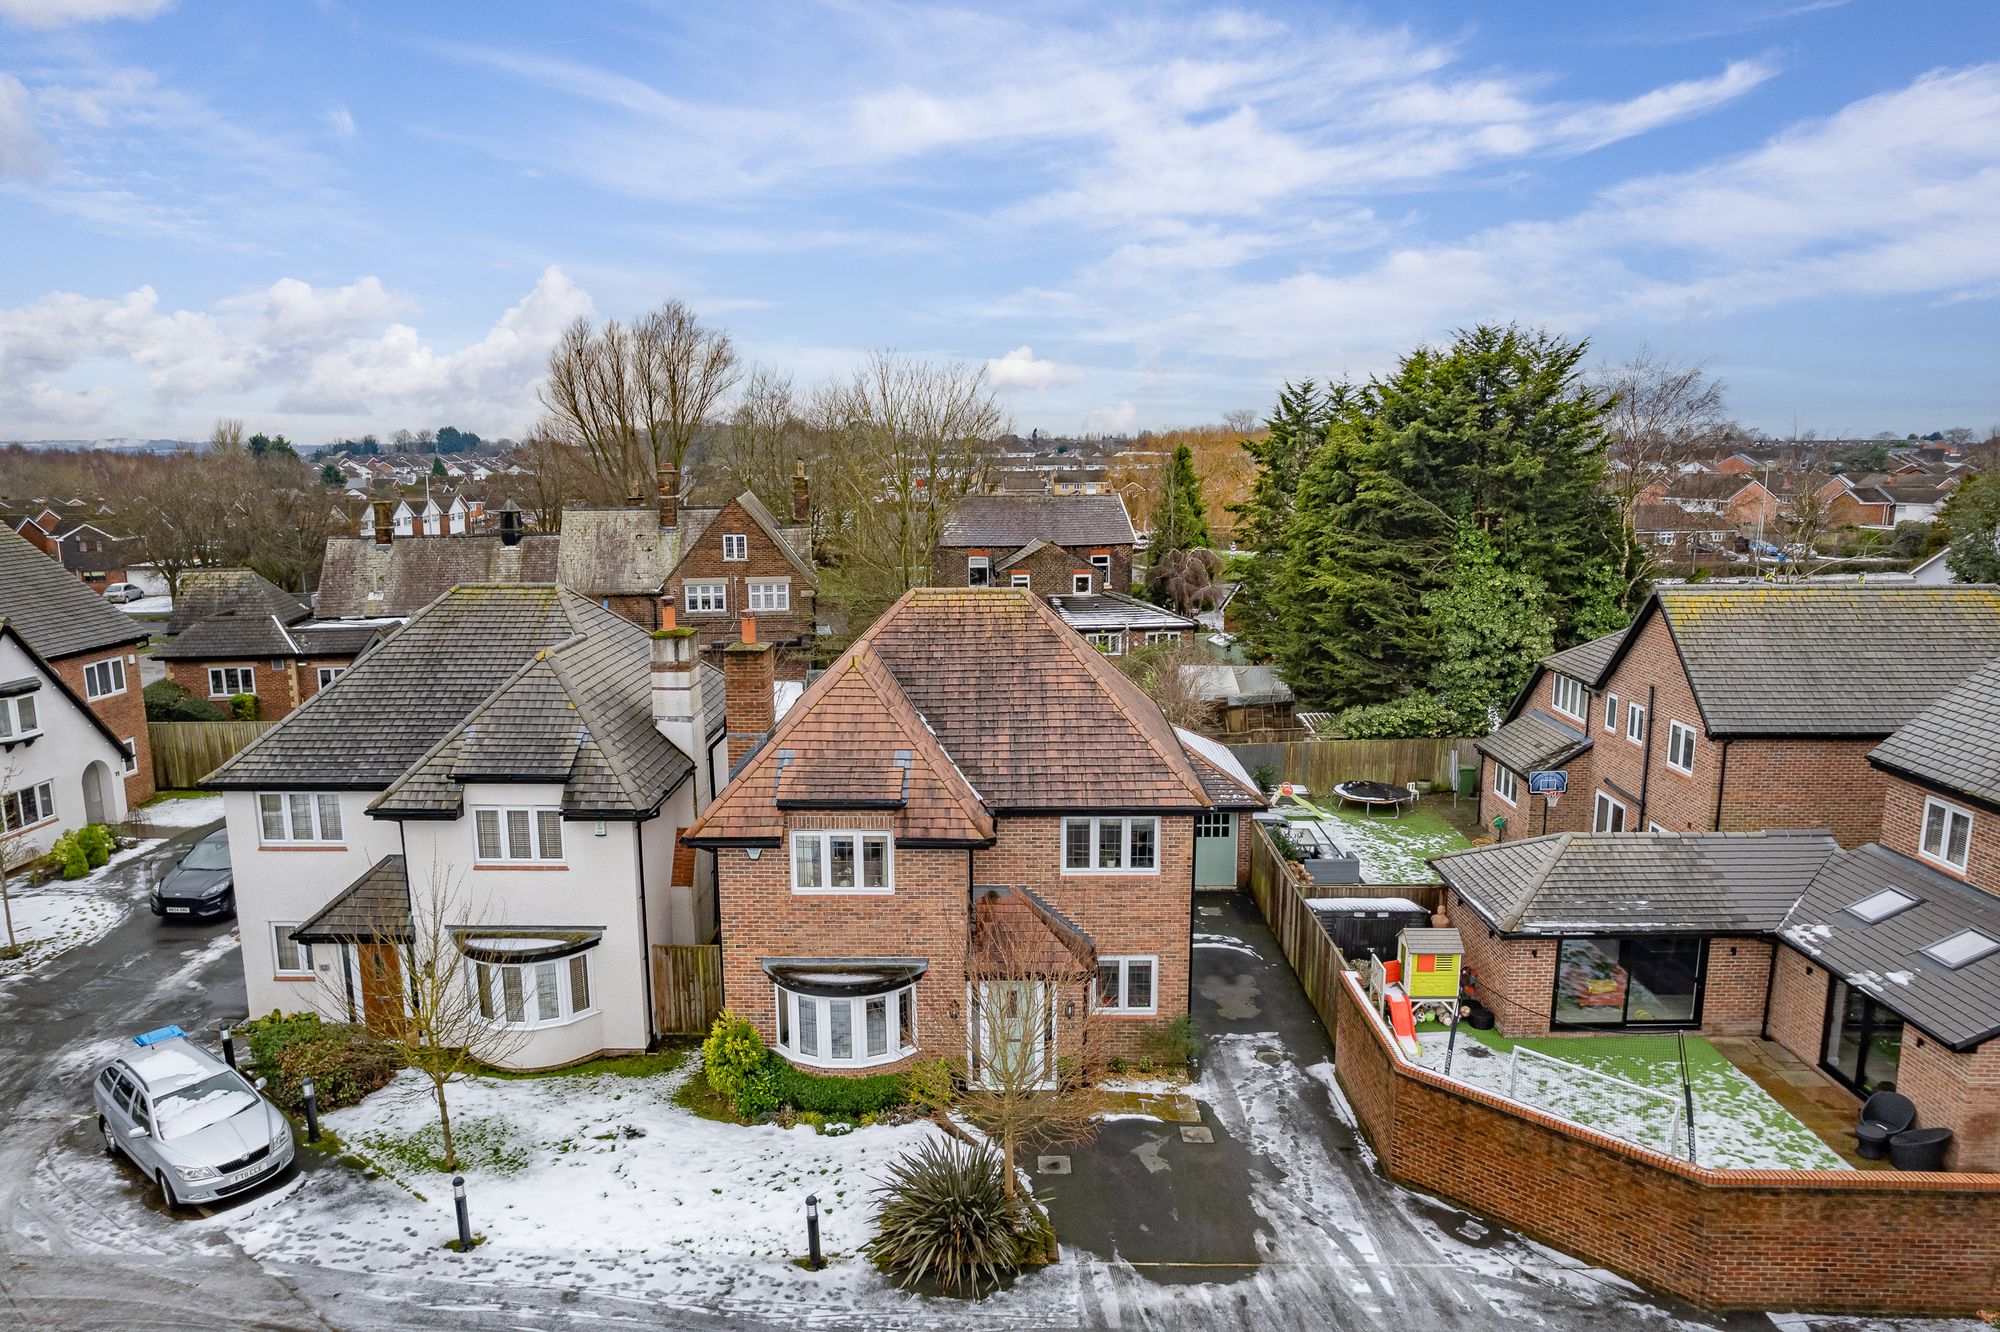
(1179, 1126, 1215, 1144)
(1036, 1155, 1072, 1175)
(1255, 1048, 1285, 1065)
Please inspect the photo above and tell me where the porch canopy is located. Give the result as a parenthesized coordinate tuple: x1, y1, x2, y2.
(970, 884, 1096, 978)
(292, 854, 411, 945)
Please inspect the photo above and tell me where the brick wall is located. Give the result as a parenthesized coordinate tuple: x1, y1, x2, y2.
(50, 647, 153, 804)
(1717, 738, 1887, 846)
(1331, 968, 2000, 1315)
(1479, 668, 1594, 842)
(1764, 945, 1830, 1070)
(163, 658, 304, 721)
(1879, 772, 2000, 894)
(599, 594, 659, 629)
(932, 543, 1132, 594)
(667, 497, 816, 653)
(1895, 1036, 2000, 1172)
(1699, 937, 1774, 1036)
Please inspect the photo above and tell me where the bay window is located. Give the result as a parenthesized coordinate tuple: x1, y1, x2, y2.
(791, 830, 892, 892)
(257, 791, 344, 843)
(1062, 816, 1158, 873)
(474, 807, 564, 864)
(774, 980, 918, 1069)
(470, 951, 595, 1028)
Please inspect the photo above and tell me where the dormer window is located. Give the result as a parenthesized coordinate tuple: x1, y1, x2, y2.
(1549, 674, 1586, 722)
(722, 533, 749, 561)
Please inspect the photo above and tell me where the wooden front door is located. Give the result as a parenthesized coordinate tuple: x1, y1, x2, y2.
(357, 942, 404, 1031)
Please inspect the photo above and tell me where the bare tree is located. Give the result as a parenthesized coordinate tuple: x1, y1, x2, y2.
(1116, 636, 1220, 731)
(515, 432, 614, 531)
(539, 299, 742, 494)
(957, 891, 1108, 1200)
(1592, 349, 1727, 606)
(0, 763, 40, 958)
(713, 365, 807, 511)
(209, 417, 245, 454)
(1773, 471, 1843, 579)
(321, 857, 527, 1171)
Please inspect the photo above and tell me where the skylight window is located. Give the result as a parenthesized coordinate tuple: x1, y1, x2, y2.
(1845, 888, 1919, 924)
(1923, 929, 2000, 970)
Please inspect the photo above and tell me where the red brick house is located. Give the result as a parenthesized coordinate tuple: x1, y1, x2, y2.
(681, 587, 1262, 1075)
(1478, 585, 2000, 849)
(155, 569, 384, 721)
(1653, 474, 1781, 530)
(0, 526, 153, 802)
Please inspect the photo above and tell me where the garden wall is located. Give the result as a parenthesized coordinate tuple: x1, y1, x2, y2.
(1331, 967, 2000, 1314)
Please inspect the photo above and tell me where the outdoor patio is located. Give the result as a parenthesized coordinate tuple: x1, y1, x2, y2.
(1271, 791, 1477, 883)
(1708, 1036, 1884, 1170)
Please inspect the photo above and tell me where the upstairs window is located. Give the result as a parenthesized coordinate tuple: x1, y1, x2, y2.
(1090, 552, 1111, 581)
(209, 666, 256, 697)
(1919, 797, 1973, 873)
(748, 580, 790, 612)
(0, 692, 40, 739)
(722, 533, 749, 561)
(1666, 721, 1697, 774)
(83, 657, 127, 699)
(684, 581, 727, 614)
(1011, 572, 1031, 589)
(1071, 572, 1093, 594)
(475, 807, 564, 864)
(257, 792, 344, 844)
(1603, 692, 1620, 731)
(316, 666, 344, 689)
(1625, 701, 1646, 744)
(791, 830, 893, 893)
(1062, 816, 1158, 874)
(1549, 674, 1587, 721)
(967, 556, 989, 587)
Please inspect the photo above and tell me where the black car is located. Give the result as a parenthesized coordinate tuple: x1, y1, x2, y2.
(150, 832, 234, 919)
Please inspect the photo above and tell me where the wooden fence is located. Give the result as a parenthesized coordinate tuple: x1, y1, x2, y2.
(651, 944, 723, 1036)
(148, 720, 276, 790)
(1227, 737, 1471, 794)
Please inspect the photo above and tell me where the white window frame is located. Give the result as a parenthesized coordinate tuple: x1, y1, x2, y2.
(121, 737, 139, 774)
(1625, 701, 1646, 745)
(1085, 630, 1124, 657)
(747, 579, 790, 612)
(0, 692, 40, 740)
(1593, 790, 1628, 833)
(1061, 816, 1159, 875)
(721, 532, 749, 561)
(1918, 796, 1974, 873)
(790, 830, 893, 894)
(683, 581, 727, 614)
(967, 556, 990, 587)
(1549, 673, 1587, 722)
(82, 656, 127, 700)
(271, 923, 313, 977)
(1666, 720, 1697, 775)
(1071, 572, 1093, 594)
(316, 666, 343, 689)
(774, 982, 917, 1069)
(1142, 630, 1180, 646)
(1090, 552, 1111, 581)
(256, 792, 345, 844)
(208, 666, 257, 697)
(1603, 692, 1620, 732)
(474, 806, 565, 865)
(1492, 764, 1519, 806)
(1, 779, 54, 832)
(471, 952, 597, 1029)
(1093, 955, 1158, 1015)
(1011, 572, 1031, 589)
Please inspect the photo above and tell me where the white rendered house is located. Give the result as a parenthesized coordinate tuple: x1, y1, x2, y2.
(0, 621, 130, 858)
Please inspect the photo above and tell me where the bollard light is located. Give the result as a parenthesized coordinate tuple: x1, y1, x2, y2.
(301, 1075, 321, 1144)
(805, 1192, 823, 1270)
(220, 1026, 237, 1070)
(453, 1174, 473, 1252)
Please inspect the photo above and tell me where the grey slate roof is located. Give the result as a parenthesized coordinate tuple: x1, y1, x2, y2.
(1476, 709, 1592, 776)
(1046, 591, 1196, 633)
(314, 534, 561, 618)
(1644, 585, 2000, 736)
(939, 493, 1136, 549)
(0, 525, 147, 660)
(1542, 627, 1628, 688)
(167, 569, 307, 635)
(293, 856, 410, 943)
(1779, 843, 2000, 1049)
(1434, 830, 1839, 936)
(1868, 654, 2000, 808)
(555, 508, 681, 598)
(210, 585, 611, 790)
(153, 615, 385, 663)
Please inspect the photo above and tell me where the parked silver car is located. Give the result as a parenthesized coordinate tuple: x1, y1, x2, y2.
(93, 1027, 294, 1208)
(102, 582, 146, 603)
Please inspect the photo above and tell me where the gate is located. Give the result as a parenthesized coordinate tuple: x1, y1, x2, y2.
(651, 944, 723, 1036)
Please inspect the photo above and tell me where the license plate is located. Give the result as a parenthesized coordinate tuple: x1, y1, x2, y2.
(166, 907, 190, 914)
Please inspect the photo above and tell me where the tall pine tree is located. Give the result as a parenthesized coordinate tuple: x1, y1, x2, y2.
(1228, 380, 1345, 656)
(1146, 443, 1213, 562)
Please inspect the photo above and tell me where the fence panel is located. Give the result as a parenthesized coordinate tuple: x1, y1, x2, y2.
(1247, 820, 1351, 1041)
(148, 720, 276, 790)
(1226, 738, 1472, 794)
(651, 944, 723, 1036)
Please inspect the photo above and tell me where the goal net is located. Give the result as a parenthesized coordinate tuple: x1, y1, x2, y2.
(1503, 1045, 1690, 1161)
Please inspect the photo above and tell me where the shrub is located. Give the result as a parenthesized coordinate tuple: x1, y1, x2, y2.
(1141, 1015, 1202, 1070)
(228, 692, 259, 721)
(866, 1138, 1048, 1294)
(1268, 825, 1306, 863)
(143, 680, 227, 722)
(905, 1058, 956, 1116)
(240, 1010, 399, 1112)
(1250, 763, 1279, 794)
(701, 1010, 767, 1102)
(51, 833, 89, 880)
(75, 824, 112, 868)
(733, 1058, 783, 1121)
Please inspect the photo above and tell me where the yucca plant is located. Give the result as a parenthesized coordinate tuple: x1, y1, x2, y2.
(866, 1138, 1044, 1295)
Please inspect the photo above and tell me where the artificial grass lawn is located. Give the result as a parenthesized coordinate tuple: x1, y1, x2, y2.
(1283, 797, 1473, 883)
(1410, 1023, 1845, 1170)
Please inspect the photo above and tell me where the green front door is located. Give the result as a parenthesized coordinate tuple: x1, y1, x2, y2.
(1193, 812, 1237, 886)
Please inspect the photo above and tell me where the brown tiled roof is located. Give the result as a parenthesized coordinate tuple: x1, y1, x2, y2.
(970, 885, 1095, 976)
(168, 568, 308, 635)
(1662, 473, 1764, 502)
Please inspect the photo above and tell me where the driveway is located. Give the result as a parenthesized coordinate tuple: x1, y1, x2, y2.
(1037, 891, 1958, 1332)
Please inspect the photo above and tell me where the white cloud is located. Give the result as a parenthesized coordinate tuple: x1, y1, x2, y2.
(984, 345, 1082, 392)
(0, 0, 172, 28)
(324, 102, 355, 139)
(0, 268, 594, 438)
(1085, 400, 1137, 434)
(0, 73, 47, 179)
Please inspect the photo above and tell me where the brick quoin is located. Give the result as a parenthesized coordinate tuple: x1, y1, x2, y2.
(51, 648, 153, 803)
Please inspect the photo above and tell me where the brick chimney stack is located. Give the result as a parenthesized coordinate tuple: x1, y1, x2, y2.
(659, 464, 679, 528)
(650, 597, 712, 809)
(371, 499, 393, 546)
(722, 613, 775, 768)
(792, 458, 809, 525)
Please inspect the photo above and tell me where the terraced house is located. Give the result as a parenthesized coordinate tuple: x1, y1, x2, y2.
(682, 587, 1262, 1077)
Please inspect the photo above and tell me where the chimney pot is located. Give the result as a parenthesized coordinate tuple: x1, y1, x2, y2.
(659, 596, 676, 632)
(740, 613, 757, 645)
(792, 459, 810, 525)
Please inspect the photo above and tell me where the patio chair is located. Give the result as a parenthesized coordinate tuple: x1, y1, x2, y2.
(1854, 1091, 1916, 1160)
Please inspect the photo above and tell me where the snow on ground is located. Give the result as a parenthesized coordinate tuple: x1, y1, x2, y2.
(0, 832, 173, 983)
(115, 595, 174, 616)
(126, 794, 225, 830)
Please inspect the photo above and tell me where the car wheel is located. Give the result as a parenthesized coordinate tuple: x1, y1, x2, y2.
(157, 1171, 178, 1211)
(220, 889, 235, 918)
(99, 1117, 118, 1158)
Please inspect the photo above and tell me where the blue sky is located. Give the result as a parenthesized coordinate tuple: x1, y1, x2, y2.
(1, 0, 1997, 443)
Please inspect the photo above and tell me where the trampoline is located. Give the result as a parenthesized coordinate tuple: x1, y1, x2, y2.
(1331, 780, 1418, 817)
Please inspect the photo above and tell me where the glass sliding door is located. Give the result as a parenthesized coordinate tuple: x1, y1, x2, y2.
(1821, 979, 1903, 1094)
(1552, 935, 1706, 1029)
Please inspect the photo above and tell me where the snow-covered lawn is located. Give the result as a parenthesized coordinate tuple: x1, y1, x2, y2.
(1288, 800, 1472, 883)
(0, 829, 182, 981)
(231, 1059, 959, 1297)
(1409, 1026, 1847, 1170)
(127, 793, 225, 831)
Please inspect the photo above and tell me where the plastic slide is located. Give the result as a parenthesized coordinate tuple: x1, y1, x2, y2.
(1384, 984, 1422, 1057)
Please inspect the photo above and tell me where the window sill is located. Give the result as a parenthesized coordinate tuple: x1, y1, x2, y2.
(488, 1006, 600, 1032)
(473, 863, 569, 871)
(1092, 1008, 1159, 1019)
(272, 974, 316, 983)
(1666, 764, 1695, 778)
(1915, 851, 1969, 879)
(1492, 793, 1517, 807)
(1060, 867, 1160, 877)
(780, 1045, 916, 1072)
(2, 814, 58, 840)
(259, 844, 347, 852)
(791, 886, 894, 896)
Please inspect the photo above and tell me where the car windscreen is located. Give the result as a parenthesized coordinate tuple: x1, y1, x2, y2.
(179, 841, 231, 871)
(153, 1072, 259, 1140)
